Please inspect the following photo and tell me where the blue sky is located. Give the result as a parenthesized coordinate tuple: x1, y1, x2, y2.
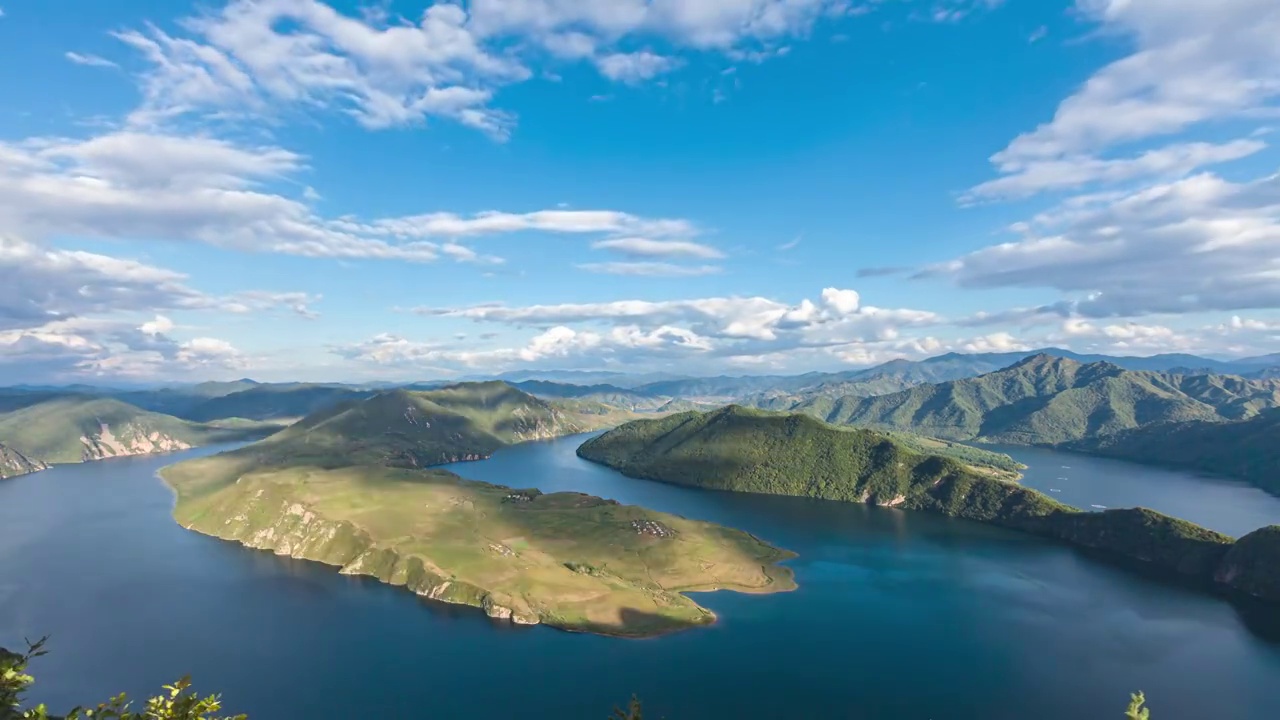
(1, 0, 1278, 383)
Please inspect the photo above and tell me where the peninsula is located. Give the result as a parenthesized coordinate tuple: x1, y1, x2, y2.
(160, 382, 796, 637)
(577, 405, 1280, 603)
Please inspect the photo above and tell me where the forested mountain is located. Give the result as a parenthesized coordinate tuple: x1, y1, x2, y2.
(578, 406, 1280, 603)
(1068, 409, 1280, 495)
(797, 355, 1280, 445)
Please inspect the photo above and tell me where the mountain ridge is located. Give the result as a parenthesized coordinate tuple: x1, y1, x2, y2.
(576, 407, 1280, 603)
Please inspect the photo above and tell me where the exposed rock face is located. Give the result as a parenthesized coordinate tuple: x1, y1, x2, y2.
(0, 443, 47, 479)
(1215, 526, 1280, 602)
(189, 485, 540, 628)
(79, 423, 191, 461)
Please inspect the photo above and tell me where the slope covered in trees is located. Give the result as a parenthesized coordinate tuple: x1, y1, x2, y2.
(801, 354, 1280, 444)
(578, 407, 1280, 602)
(1067, 409, 1280, 495)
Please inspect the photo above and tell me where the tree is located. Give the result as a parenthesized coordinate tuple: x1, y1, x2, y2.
(6, 640, 1153, 720)
(610, 695, 643, 720)
(1, 639, 243, 720)
(1125, 691, 1151, 720)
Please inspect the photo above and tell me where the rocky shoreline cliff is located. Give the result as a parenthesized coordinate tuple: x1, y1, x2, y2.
(0, 443, 48, 479)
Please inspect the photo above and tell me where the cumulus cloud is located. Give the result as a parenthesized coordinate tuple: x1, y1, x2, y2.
(970, 0, 1280, 200)
(0, 235, 322, 329)
(966, 138, 1267, 201)
(100, 0, 932, 137)
(0, 235, 207, 331)
(0, 315, 247, 383)
(416, 287, 941, 348)
(594, 51, 681, 83)
(333, 323, 715, 371)
(929, 171, 1280, 317)
(116, 1, 528, 136)
(0, 130, 698, 265)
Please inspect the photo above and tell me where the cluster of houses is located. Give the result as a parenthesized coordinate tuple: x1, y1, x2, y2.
(631, 519, 674, 538)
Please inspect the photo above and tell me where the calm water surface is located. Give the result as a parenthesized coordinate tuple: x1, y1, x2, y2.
(989, 443, 1280, 537)
(2, 437, 1279, 720)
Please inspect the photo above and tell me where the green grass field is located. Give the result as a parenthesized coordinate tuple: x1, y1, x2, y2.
(162, 457, 795, 637)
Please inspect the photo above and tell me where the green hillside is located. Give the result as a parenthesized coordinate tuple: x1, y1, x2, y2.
(160, 382, 796, 637)
(577, 407, 1280, 602)
(576, 405, 1025, 502)
(1067, 409, 1280, 495)
(807, 354, 1280, 444)
(0, 396, 280, 465)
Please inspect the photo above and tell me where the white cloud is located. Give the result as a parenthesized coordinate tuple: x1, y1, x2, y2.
(590, 237, 725, 259)
(973, 0, 1280, 200)
(107, 0, 942, 135)
(0, 315, 247, 383)
(0, 129, 696, 266)
(930, 171, 1280, 317)
(0, 235, 204, 330)
(417, 287, 942, 349)
(966, 138, 1267, 201)
(117, 1, 528, 137)
(467, 0, 852, 50)
(594, 51, 681, 83)
(349, 209, 697, 239)
(65, 51, 119, 68)
(577, 262, 723, 277)
(0, 235, 320, 334)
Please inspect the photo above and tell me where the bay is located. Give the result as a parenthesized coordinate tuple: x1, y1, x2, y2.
(1, 436, 1278, 720)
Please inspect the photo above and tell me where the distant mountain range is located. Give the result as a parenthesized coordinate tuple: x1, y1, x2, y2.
(792, 354, 1280, 445)
(9, 347, 1280, 408)
(492, 348, 1280, 403)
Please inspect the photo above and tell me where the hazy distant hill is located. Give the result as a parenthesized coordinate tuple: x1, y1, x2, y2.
(177, 384, 374, 422)
(621, 348, 1280, 406)
(201, 381, 636, 474)
(509, 380, 671, 411)
(804, 354, 1280, 445)
(0, 396, 278, 465)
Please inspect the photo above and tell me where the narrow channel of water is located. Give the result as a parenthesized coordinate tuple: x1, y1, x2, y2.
(988, 443, 1280, 537)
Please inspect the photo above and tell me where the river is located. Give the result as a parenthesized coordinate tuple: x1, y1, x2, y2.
(1, 437, 1278, 720)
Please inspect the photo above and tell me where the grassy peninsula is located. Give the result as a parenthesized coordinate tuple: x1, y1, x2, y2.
(577, 406, 1280, 603)
(161, 382, 795, 637)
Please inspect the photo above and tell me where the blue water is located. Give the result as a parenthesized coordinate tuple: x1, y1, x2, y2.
(988, 443, 1280, 538)
(1, 437, 1278, 720)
